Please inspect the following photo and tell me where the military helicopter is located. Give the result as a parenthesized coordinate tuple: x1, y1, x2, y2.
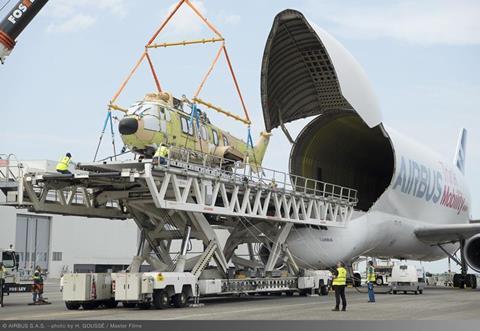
(117, 92, 271, 170)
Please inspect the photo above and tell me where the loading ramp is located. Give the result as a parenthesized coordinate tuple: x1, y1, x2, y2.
(1, 150, 357, 306)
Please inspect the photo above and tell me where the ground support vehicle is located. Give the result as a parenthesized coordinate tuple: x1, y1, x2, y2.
(390, 265, 426, 295)
(1, 248, 33, 295)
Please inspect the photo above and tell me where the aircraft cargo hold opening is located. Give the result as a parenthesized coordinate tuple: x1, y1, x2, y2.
(289, 112, 394, 211)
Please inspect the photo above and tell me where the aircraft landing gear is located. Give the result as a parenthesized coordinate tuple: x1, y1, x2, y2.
(439, 240, 477, 289)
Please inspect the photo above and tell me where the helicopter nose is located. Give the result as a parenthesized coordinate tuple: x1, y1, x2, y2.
(119, 117, 138, 135)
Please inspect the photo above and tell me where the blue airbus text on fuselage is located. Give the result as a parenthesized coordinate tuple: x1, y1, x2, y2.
(393, 156, 468, 215)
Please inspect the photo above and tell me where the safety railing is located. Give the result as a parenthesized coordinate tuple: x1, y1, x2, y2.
(0, 153, 22, 183)
(160, 146, 358, 206)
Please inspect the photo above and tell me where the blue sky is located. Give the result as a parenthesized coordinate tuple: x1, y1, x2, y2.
(1, 0, 479, 273)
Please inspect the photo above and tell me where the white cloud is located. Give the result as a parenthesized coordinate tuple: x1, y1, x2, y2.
(44, 0, 127, 33)
(46, 14, 96, 34)
(216, 11, 241, 26)
(307, 0, 480, 45)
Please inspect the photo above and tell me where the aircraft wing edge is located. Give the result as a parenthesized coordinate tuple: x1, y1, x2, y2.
(414, 223, 480, 245)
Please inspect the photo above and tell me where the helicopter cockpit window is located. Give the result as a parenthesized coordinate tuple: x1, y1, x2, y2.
(140, 105, 158, 116)
(142, 105, 160, 131)
(127, 103, 142, 115)
(212, 130, 219, 145)
(223, 135, 229, 146)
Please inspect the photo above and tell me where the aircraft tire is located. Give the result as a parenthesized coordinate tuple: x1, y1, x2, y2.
(465, 274, 477, 289)
(453, 274, 464, 288)
(471, 276, 477, 289)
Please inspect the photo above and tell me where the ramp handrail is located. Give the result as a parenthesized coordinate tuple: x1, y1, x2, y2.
(162, 146, 357, 205)
(0, 153, 22, 182)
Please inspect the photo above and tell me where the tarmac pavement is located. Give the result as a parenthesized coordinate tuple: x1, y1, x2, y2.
(0, 281, 478, 320)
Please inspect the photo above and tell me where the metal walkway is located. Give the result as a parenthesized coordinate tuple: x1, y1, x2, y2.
(1, 150, 358, 274)
(0, 149, 357, 227)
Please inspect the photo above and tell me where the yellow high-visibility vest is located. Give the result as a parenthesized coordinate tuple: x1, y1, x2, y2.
(332, 267, 347, 286)
(155, 146, 169, 158)
(367, 266, 376, 282)
(56, 156, 71, 171)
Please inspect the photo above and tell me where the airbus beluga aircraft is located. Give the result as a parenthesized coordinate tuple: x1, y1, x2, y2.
(261, 10, 480, 288)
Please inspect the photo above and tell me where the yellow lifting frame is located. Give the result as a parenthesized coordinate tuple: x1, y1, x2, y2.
(147, 37, 225, 49)
(109, 0, 251, 127)
(193, 97, 251, 125)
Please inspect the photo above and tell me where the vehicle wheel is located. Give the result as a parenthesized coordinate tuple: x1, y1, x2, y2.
(122, 301, 136, 308)
(299, 289, 309, 296)
(82, 301, 100, 310)
(285, 291, 294, 296)
(392, 290, 397, 295)
(376, 277, 384, 286)
(403, 291, 407, 294)
(320, 286, 329, 296)
(153, 290, 170, 309)
(65, 301, 81, 310)
(353, 273, 362, 287)
(172, 292, 188, 308)
(104, 299, 118, 309)
(414, 290, 418, 295)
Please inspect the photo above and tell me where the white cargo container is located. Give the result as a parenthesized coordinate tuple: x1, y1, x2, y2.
(62, 273, 117, 309)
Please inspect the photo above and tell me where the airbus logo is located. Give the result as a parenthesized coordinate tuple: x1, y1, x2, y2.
(393, 156, 468, 215)
(393, 156, 443, 203)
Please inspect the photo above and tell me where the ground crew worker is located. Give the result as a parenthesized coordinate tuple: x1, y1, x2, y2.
(367, 260, 376, 302)
(332, 261, 347, 311)
(153, 144, 169, 166)
(0, 262, 5, 308)
(32, 266, 44, 304)
(56, 152, 72, 174)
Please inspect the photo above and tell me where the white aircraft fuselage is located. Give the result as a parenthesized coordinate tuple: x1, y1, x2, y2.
(287, 126, 470, 268)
